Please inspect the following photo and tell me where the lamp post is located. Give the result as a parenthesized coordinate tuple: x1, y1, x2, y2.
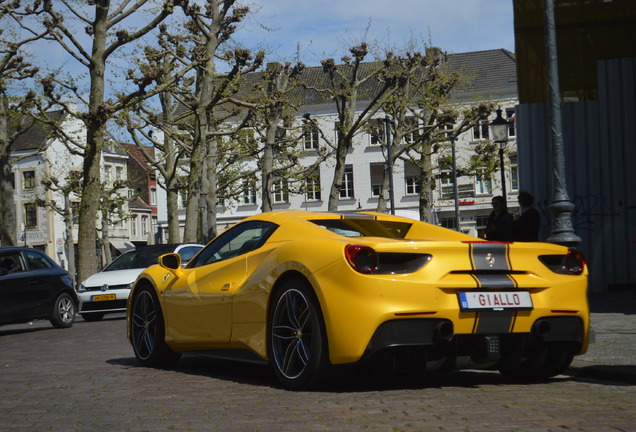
(383, 115, 396, 215)
(449, 133, 460, 231)
(543, 0, 580, 246)
(490, 108, 509, 209)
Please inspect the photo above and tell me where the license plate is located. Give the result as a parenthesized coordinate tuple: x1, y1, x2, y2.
(458, 291, 533, 311)
(92, 294, 116, 302)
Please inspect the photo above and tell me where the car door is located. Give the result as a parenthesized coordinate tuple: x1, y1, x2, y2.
(0, 252, 33, 323)
(163, 221, 277, 346)
(22, 250, 60, 316)
(0, 250, 56, 323)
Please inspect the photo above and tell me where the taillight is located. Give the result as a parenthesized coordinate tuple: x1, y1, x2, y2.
(345, 245, 378, 274)
(564, 248, 586, 275)
(539, 248, 586, 275)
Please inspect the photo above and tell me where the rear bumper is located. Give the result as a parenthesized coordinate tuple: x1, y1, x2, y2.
(361, 316, 584, 372)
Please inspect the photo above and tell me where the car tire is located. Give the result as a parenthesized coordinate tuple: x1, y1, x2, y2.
(499, 343, 575, 381)
(268, 276, 333, 390)
(49, 292, 76, 329)
(81, 313, 105, 322)
(130, 285, 181, 367)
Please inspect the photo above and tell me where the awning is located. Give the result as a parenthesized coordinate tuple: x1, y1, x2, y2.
(110, 240, 135, 253)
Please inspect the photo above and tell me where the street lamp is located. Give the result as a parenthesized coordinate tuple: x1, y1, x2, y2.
(449, 133, 460, 231)
(490, 108, 509, 209)
(543, 0, 581, 246)
(383, 114, 396, 215)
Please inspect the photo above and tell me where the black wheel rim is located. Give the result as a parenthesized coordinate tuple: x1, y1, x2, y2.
(271, 288, 313, 380)
(131, 290, 157, 361)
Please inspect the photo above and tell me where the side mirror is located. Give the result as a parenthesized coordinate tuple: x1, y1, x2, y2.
(159, 253, 181, 270)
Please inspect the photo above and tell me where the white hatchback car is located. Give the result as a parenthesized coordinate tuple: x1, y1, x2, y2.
(77, 243, 203, 321)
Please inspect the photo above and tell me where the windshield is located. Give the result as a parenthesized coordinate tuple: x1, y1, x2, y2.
(103, 247, 175, 271)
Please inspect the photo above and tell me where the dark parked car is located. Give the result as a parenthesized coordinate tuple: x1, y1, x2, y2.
(0, 247, 77, 328)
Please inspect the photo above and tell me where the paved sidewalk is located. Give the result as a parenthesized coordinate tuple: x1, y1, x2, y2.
(567, 288, 636, 383)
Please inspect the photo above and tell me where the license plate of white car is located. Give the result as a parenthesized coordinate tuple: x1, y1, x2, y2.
(92, 294, 116, 302)
(458, 291, 533, 311)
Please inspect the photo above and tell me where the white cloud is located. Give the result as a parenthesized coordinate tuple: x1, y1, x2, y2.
(236, 0, 515, 64)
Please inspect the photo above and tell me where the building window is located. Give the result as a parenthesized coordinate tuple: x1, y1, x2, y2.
(303, 125, 320, 150)
(104, 165, 112, 184)
(369, 119, 384, 146)
(440, 162, 455, 200)
(305, 173, 321, 201)
(130, 215, 138, 237)
(476, 215, 489, 227)
(24, 203, 37, 227)
(402, 117, 419, 143)
(272, 178, 289, 204)
(440, 217, 457, 229)
(115, 166, 123, 181)
(506, 108, 516, 138)
(370, 164, 383, 197)
(472, 121, 489, 140)
(23, 171, 36, 190)
(475, 169, 492, 195)
(444, 123, 454, 138)
(510, 155, 519, 191)
(340, 165, 354, 199)
(150, 188, 157, 205)
(242, 180, 256, 205)
(404, 162, 420, 195)
(71, 202, 80, 225)
(141, 216, 148, 236)
(334, 122, 342, 143)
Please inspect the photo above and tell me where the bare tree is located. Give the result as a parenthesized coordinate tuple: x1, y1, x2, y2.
(370, 48, 495, 221)
(0, 0, 50, 246)
(176, 0, 263, 241)
(307, 43, 397, 211)
(38, 171, 81, 279)
(39, 0, 179, 282)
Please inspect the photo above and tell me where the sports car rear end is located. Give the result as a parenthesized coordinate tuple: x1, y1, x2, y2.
(309, 219, 588, 379)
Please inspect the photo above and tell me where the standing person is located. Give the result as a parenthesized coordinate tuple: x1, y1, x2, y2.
(485, 196, 513, 241)
(512, 191, 541, 241)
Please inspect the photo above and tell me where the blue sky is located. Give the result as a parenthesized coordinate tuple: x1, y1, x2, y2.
(234, 0, 515, 65)
(22, 0, 515, 94)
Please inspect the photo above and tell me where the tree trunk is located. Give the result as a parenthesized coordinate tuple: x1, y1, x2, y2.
(205, 137, 218, 240)
(101, 207, 112, 265)
(0, 94, 17, 246)
(327, 142, 348, 211)
(64, 193, 76, 283)
(418, 149, 433, 223)
(76, 3, 108, 283)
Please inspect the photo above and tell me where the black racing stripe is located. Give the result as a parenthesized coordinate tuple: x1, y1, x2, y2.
(475, 310, 516, 334)
(469, 243, 515, 289)
(473, 273, 516, 289)
(471, 243, 510, 271)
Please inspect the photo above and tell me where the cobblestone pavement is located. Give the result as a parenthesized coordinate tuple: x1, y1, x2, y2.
(1, 291, 635, 432)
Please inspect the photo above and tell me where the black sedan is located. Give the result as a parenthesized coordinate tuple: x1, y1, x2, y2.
(0, 247, 77, 328)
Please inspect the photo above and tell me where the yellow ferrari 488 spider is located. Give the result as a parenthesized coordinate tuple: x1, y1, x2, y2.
(127, 210, 589, 389)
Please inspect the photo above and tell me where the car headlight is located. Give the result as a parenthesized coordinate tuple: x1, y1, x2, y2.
(77, 283, 86, 293)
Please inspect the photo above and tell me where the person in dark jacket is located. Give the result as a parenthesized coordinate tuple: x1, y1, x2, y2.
(484, 195, 513, 241)
(511, 191, 540, 241)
